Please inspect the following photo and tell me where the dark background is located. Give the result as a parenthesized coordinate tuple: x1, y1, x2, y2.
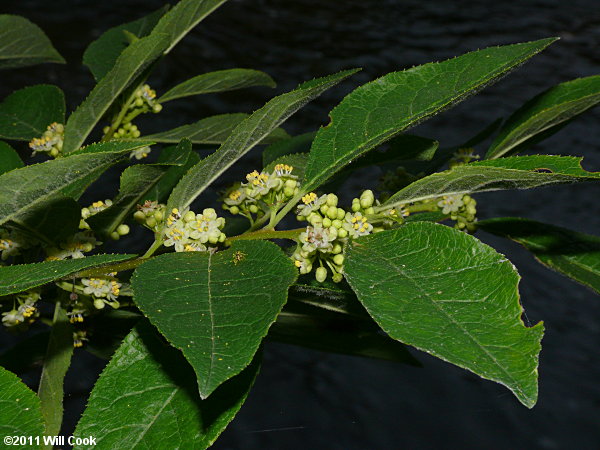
(1, 0, 600, 448)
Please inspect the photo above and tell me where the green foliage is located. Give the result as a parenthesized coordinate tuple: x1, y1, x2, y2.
(167, 69, 357, 213)
(301, 38, 557, 193)
(143, 113, 289, 145)
(0, 141, 23, 174)
(38, 304, 72, 443)
(0, 254, 134, 296)
(479, 217, 600, 294)
(83, 6, 169, 81)
(0, 15, 64, 70)
(1, 2, 599, 446)
(345, 222, 543, 408)
(0, 85, 65, 141)
(486, 75, 600, 158)
(0, 366, 45, 440)
(0, 141, 149, 226)
(74, 321, 260, 449)
(159, 68, 276, 102)
(381, 155, 600, 210)
(132, 241, 296, 398)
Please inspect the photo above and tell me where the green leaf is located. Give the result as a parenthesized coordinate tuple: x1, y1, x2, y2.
(142, 113, 288, 146)
(9, 195, 81, 246)
(344, 222, 543, 408)
(62, 34, 169, 154)
(38, 303, 73, 444)
(83, 6, 169, 81)
(150, 0, 229, 54)
(0, 85, 65, 141)
(0, 15, 65, 70)
(145, 145, 201, 203)
(380, 155, 600, 211)
(486, 75, 600, 159)
(479, 217, 600, 294)
(88, 140, 192, 237)
(74, 321, 260, 449)
(159, 68, 275, 103)
(0, 140, 148, 226)
(0, 366, 45, 441)
(167, 70, 358, 212)
(262, 131, 316, 166)
(264, 153, 308, 181)
(131, 241, 297, 398)
(302, 38, 557, 193)
(0, 141, 23, 174)
(0, 254, 135, 296)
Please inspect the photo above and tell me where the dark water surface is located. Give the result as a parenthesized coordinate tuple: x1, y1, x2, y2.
(2, 0, 600, 448)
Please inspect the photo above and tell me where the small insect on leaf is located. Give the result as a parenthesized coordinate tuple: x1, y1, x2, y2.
(232, 251, 247, 265)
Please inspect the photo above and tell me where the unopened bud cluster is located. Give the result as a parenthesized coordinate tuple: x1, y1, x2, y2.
(134, 200, 167, 231)
(80, 199, 130, 240)
(222, 164, 300, 221)
(29, 122, 64, 158)
(293, 190, 379, 283)
(162, 207, 226, 252)
(104, 84, 162, 159)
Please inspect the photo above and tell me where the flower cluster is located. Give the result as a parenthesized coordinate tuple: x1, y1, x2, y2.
(73, 330, 88, 348)
(1, 289, 40, 328)
(45, 231, 101, 260)
(162, 207, 226, 252)
(292, 190, 377, 283)
(80, 199, 130, 240)
(81, 275, 122, 309)
(134, 200, 166, 232)
(0, 228, 29, 261)
(222, 164, 299, 221)
(29, 122, 64, 158)
(104, 84, 162, 159)
(438, 194, 477, 231)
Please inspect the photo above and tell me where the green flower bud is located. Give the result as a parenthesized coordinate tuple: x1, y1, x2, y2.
(316, 267, 327, 283)
(351, 202, 361, 212)
(285, 179, 297, 189)
(134, 98, 144, 107)
(333, 254, 344, 265)
(337, 208, 346, 220)
(218, 232, 226, 243)
(332, 219, 343, 229)
(153, 210, 164, 221)
(323, 217, 332, 228)
(133, 211, 146, 223)
(183, 211, 196, 222)
(152, 104, 163, 113)
(364, 207, 374, 215)
(296, 214, 305, 222)
(337, 228, 348, 239)
(81, 207, 90, 219)
(332, 243, 343, 254)
(117, 224, 130, 236)
(230, 206, 240, 215)
(332, 273, 343, 283)
(110, 231, 120, 240)
(93, 299, 106, 309)
(132, 129, 141, 138)
(82, 243, 93, 252)
(249, 204, 259, 214)
(283, 186, 295, 197)
(328, 226, 338, 239)
(103, 126, 110, 134)
(145, 217, 157, 228)
(123, 123, 132, 130)
(326, 193, 338, 207)
(326, 207, 338, 220)
(308, 213, 323, 225)
(208, 235, 219, 244)
(320, 205, 329, 215)
(50, 148, 59, 158)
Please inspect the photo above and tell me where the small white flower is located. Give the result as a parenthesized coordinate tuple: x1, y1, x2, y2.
(130, 146, 151, 160)
(300, 225, 334, 254)
(2, 309, 24, 327)
(343, 212, 373, 238)
(296, 192, 327, 217)
(437, 195, 464, 214)
(163, 219, 190, 252)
